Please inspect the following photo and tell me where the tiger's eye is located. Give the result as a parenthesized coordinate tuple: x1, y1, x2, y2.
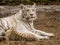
(23, 16, 24, 18)
(32, 9, 34, 11)
(26, 10, 29, 11)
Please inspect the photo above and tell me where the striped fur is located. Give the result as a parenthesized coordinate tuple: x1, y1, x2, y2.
(0, 4, 55, 41)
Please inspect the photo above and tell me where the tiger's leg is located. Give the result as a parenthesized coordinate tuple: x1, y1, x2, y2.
(22, 33, 49, 40)
(0, 27, 7, 41)
(0, 27, 5, 36)
(30, 22, 55, 37)
(13, 29, 49, 40)
(0, 27, 9, 45)
(31, 29, 55, 37)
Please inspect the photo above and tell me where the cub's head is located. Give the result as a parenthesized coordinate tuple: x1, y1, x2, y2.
(20, 4, 37, 22)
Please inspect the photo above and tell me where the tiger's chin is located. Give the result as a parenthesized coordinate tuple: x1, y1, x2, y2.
(26, 17, 36, 21)
(29, 18, 36, 21)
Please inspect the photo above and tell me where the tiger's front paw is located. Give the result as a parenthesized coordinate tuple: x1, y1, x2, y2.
(46, 33, 55, 37)
(36, 36, 49, 40)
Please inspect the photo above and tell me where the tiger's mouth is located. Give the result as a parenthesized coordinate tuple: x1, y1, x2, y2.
(26, 17, 35, 19)
(26, 17, 35, 20)
(30, 17, 35, 18)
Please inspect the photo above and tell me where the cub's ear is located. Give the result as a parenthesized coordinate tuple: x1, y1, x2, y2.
(20, 4, 25, 9)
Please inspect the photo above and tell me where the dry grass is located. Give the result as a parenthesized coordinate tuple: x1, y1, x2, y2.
(0, 11, 60, 45)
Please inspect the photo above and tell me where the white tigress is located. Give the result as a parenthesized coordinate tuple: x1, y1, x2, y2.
(0, 4, 55, 40)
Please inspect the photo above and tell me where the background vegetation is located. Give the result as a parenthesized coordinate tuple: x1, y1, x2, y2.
(0, 0, 60, 5)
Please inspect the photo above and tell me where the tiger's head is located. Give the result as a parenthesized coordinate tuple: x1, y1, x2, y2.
(20, 4, 37, 22)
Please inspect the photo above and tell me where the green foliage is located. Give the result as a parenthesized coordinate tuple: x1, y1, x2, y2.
(5, 0, 21, 5)
(0, 0, 60, 5)
(24, 0, 31, 4)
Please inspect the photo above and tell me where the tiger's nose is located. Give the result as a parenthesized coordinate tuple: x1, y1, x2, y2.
(30, 14, 33, 16)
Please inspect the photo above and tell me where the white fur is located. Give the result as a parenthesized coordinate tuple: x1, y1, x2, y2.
(0, 4, 55, 40)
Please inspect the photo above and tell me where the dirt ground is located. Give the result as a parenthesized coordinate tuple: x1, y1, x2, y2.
(0, 11, 60, 45)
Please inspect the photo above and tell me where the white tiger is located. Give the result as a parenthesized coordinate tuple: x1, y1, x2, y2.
(0, 4, 55, 40)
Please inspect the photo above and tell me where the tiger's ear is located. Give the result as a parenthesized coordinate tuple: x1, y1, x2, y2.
(20, 4, 25, 9)
(32, 3, 36, 8)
